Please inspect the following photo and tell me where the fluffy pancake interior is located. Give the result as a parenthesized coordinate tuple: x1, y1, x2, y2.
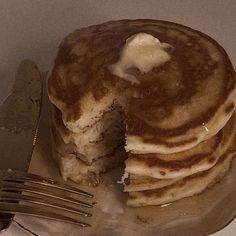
(51, 104, 125, 164)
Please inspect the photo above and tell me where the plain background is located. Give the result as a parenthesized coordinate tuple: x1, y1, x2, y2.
(0, 1, 235, 235)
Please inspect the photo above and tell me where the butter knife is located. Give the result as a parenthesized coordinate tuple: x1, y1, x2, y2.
(0, 60, 42, 232)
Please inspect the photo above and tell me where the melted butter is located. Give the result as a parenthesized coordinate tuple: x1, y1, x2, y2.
(110, 33, 172, 83)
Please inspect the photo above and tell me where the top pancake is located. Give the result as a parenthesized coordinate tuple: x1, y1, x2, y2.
(48, 19, 236, 153)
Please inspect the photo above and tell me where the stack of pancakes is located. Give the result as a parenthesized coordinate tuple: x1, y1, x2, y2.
(48, 20, 236, 206)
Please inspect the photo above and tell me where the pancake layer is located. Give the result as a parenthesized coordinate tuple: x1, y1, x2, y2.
(127, 135, 236, 207)
(125, 115, 235, 181)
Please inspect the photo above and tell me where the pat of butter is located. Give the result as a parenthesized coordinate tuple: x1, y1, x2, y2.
(110, 33, 172, 83)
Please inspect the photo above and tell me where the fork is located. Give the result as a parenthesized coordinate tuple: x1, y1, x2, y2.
(0, 170, 93, 227)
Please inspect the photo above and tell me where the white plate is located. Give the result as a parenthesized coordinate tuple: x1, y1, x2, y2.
(4, 75, 236, 236)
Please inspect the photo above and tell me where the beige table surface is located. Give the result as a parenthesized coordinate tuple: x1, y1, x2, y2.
(0, 1, 235, 235)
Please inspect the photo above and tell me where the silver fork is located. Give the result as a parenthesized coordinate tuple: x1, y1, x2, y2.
(0, 170, 93, 227)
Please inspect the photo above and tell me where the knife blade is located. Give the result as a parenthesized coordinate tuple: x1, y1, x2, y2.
(0, 60, 42, 232)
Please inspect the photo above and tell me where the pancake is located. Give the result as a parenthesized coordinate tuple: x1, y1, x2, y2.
(124, 114, 236, 180)
(51, 121, 126, 185)
(52, 105, 125, 164)
(48, 19, 236, 154)
(124, 174, 181, 192)
(127, 135, 236, 207)
(53, 144, 126, 186)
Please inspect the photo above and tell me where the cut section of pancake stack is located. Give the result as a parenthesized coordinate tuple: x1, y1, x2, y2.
(50, 104, 126, 186)
(48, 20, 236, 206)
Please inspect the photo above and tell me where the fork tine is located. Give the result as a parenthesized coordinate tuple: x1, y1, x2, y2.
(0, 191, 92, 217)
(0, 171, 94, 227)
(0, 202, 91, 227)
(0, 171, 93, 198)
(0, 182, 93, 208)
